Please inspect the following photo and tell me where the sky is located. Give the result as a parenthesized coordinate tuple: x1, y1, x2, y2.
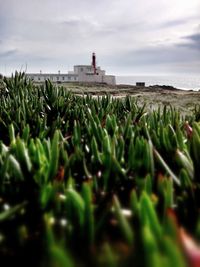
(0, 0, 199, 76)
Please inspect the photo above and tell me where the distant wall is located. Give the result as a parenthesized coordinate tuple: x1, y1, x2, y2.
(26, 74, 78, 82)
(136, 82, 145, 87)
(102, 75, 116, 85)
(26, 65, 116, 85)
(73, 65, 115, 85)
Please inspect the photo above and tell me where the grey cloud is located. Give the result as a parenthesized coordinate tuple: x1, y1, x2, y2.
(0, 49, 18, 58)
(185, 33, 200, 42)
(0, 48, 52, 63)
(179, 42, 200, 51)
(180, 32, 200, 51)
(62, 17, 83, 27)
(0, 16, 11, 38)
(103, 43, 199, 72)
(61, 17, 97, 36)
(159, 14, 200, 29)
(160, 18, 188, 28)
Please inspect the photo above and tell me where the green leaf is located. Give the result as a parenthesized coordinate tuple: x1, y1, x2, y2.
(176, 149, 194, 179)
(8, 124, 16, 144)
(40, 184, 54, 209)
(66, 188, 85, 226)
(0, 201, 27, 222)
(48, 130, 59, 181)
(16, 138, 32, 172)
(50, 245, 74, 267)
(113, 195, 134, 245)
(162, 237, 186, 267)
(7, 154, 24, 181)
(142, 226, 161, 267)
(82, 182, 94, 245)
(140, 192, 162, 239)
(154, 148, 180, 186)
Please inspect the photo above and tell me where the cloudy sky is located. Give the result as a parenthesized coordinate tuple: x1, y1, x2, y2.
(0, 0, 199, 75)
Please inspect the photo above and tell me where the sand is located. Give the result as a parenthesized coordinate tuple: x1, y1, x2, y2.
(61, 83, 200, 116)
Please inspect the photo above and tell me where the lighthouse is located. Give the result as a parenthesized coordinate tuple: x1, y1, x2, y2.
(92, 52, 97, 74)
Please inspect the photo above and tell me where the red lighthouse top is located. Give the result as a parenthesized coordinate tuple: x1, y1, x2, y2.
(92, 52, 97, 74)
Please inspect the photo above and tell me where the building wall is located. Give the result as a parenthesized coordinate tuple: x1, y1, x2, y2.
(27, 74, 78, 82)
(102, 75, 116, 85)
(73, 65, 115, 85)
(26, 64, 116, 85)
(74, 65, 93, 74)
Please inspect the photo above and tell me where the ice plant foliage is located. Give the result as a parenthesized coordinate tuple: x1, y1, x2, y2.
(0, 72, 200, 266)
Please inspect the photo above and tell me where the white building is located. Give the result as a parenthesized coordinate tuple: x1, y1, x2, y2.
(26, 53, 116, 85)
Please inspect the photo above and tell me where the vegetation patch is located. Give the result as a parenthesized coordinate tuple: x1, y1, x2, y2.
(0, 72, 200, 267)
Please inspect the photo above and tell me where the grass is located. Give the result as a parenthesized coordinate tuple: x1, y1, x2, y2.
(0, 72, 200, 267)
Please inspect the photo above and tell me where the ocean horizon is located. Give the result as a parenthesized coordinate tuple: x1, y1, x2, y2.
(116, 75, 200, 91)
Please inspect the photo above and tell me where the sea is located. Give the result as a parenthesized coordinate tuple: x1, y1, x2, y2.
(116, 75, 200, 91)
